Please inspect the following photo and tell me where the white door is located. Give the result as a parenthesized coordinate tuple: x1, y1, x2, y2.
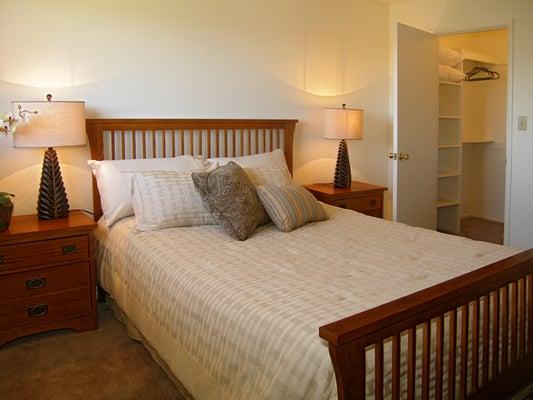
(392, 23, 439, 229)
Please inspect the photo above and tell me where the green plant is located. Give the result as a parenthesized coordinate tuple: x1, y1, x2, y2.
(0, 193, 15, 204)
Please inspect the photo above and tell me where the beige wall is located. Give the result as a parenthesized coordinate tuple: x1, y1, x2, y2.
(390, 0, 533, 248)
(0, 0, 390, 217)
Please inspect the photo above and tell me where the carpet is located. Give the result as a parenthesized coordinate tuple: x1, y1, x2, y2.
(1, 304, 532, 399)
(460, 216, 504, 244)
(0, 305, 183, 400)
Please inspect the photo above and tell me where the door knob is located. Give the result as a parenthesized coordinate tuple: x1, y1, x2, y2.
(398, 152, 410, 161)
(388, 152, 410, 161)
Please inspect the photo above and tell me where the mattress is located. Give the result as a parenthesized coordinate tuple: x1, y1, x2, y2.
(94, 205, 518, 400)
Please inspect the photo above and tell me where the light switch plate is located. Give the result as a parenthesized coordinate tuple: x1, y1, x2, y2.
(518, 116, 527, 131)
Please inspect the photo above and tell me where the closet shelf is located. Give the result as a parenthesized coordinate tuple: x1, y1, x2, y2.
(439, 115, 462, 119)
(438, 170, 461, 178)
(439, 81, 462, 86)
(463, 50, 502, 66)
(462, 138, 495, 144)
(439, 144, 461, 149)
(437, 199, 460, 209)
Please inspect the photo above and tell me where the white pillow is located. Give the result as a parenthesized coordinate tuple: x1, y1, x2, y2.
(439, 64, 465, 83)
(132, 171, 214, 231)
(439, 47, 462, 67)
(207, 149, 292, 186)
(88, 156, 211, 227)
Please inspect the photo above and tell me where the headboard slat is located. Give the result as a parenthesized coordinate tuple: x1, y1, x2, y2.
(120, 132, 126, 160)
(171, 131, 176, 157)
(87, 118, 297, 221)
(215, 129, 220, 157)
(162, 130, 167, 157)
(133, 130, 137, 159)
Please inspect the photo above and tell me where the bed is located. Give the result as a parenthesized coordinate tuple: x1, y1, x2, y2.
(87, 118, 533, 400)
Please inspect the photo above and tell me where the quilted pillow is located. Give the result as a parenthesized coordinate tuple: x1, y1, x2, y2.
(88, 155, 211, 227)
(191, 161, 267, 240)
(256, 185, 328, 232)
(132, 171, 215, 231)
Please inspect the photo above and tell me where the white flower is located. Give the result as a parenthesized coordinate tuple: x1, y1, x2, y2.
(20, 113, 30, 123)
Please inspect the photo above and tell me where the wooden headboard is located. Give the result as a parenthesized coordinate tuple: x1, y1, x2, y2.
(86, 118, 298, 221)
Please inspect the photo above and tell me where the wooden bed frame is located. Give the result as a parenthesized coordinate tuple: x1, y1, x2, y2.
(87, 118, 533, 400)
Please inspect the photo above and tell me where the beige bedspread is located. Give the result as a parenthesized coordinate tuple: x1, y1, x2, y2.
(94, 205, 518, 400)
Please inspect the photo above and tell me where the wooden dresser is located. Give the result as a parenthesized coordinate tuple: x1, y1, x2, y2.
(305, 181, 387, 218)
(0, 211, 98, 346)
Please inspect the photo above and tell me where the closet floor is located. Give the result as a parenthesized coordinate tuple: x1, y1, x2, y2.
(460, 216, 504, 245)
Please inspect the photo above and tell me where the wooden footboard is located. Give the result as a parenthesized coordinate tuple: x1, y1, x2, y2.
(319, 249, 533, 400)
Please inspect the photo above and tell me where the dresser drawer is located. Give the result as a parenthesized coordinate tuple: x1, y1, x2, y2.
(0, 235, 89, 273)
(0, 262, 90, 303)
(0, 287, 92, 330)
(363, 209, 383, 218)
(333, 195, 382, 212)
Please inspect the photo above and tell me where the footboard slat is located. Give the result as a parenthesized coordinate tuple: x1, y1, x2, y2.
(435, 316, 444, 400)
(460, 304, 469, 398)
(502, 285, 509, 370)
(519, 278, 526, 358)
(448, 309, 457, 400)
(482, 295, 490, 386)
(422, 322, 431, 400)
(492, 289, 500, 378)
(511, 281, 518, 366)
(319, 250, 533, 400)
(407, 328, 416, 400)
(471, 298, 480, 392)
(391, 334, 401, 400)
(527, 275, 533, 354)
(375, 340, 384, 400)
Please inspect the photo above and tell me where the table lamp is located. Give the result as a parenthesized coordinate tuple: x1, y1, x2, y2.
(324, 104, 363, 188)
(12, 95, 86, 220)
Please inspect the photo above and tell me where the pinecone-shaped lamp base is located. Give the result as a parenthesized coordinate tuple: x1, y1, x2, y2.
(333, 139, 352, 189)
(37, 147, 69, 220)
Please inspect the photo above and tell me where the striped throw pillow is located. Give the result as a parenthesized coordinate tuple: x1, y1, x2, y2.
(257, 185, 327, 232)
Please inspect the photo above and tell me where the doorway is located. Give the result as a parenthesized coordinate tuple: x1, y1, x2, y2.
(439, 29, 508, 245)
(392, 23, 512, 245)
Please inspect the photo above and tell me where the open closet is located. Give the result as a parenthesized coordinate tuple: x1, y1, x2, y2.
(392, 24, 510, 244)
(436, 29, 508, 244)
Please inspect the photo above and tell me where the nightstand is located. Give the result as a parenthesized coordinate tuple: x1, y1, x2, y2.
(305, 181, 387, 218)
(0, 211, 98, 346)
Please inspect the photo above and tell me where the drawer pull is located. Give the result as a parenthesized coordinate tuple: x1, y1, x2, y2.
(0, 255, 4, 264)
(62, 244, 77, 255)
(369, 199, 377, 206)
(28, 304, 48, 317)
(338, 204, 347, 209)
(26, 277, 47, 290)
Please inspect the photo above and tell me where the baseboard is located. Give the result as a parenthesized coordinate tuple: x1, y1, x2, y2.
(461, 213, 504, 224)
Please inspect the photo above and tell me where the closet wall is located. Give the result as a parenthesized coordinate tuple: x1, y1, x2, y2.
(439, 29, 508, 223)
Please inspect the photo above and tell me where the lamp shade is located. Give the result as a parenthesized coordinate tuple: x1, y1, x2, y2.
(324, 107, 363, 140)
(12, 101, 86, 148)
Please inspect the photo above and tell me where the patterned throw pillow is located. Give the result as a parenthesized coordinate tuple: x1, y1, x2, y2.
(191, 162, 268, 241)
(256, 185, 328, 232)
(132, 171, 215, 231)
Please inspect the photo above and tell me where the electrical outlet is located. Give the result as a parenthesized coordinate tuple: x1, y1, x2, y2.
(518, 116, 528, 131)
